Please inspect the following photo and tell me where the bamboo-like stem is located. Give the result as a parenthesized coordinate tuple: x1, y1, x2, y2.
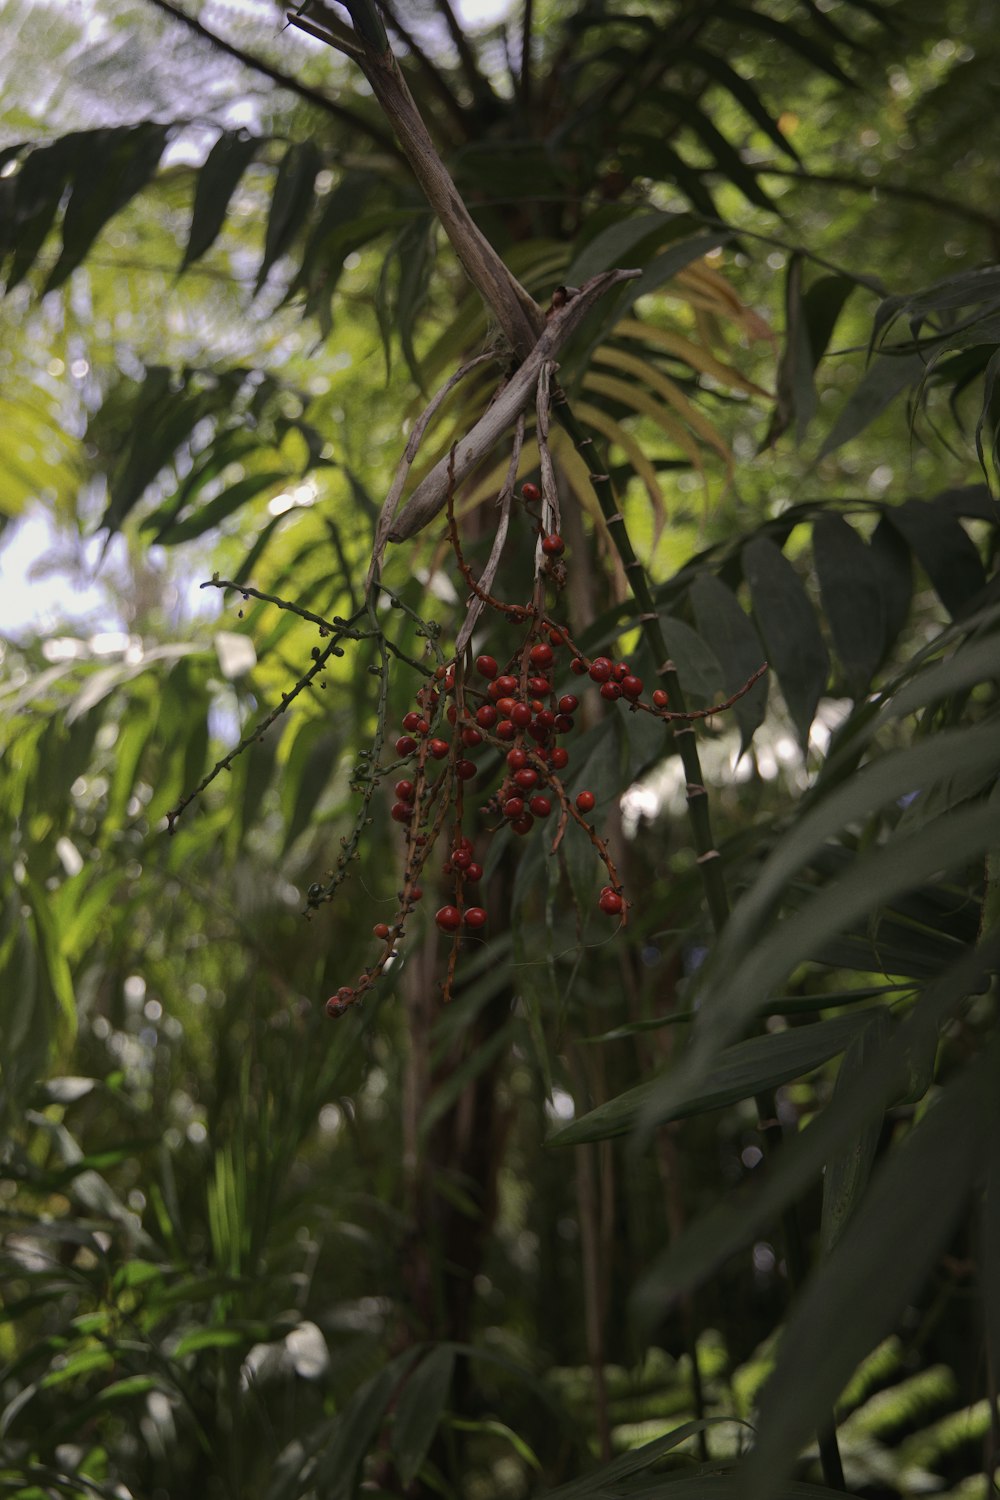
(552, 394, 731, 930)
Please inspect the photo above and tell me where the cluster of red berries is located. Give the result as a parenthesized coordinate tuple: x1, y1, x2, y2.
(325, 479, 681, 1019)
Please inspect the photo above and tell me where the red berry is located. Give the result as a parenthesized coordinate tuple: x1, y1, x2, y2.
(529, 642, 554, 668)
(527, 722, 549, 743)
(447, 704, 458, 725)
(464, 907, 487, 929)
(621, 675, 644, 699)
(599, 890, 624, 916)
(410, 886, 423, 901)
(554, 714, 574, 734)
(391, 802, 412, 823)
(511, 702, 532, 727)
(507, 747, 529, 769)
(326, 987, 354, 1018)
(466, 862, 483, 882)
(528, 676, 551, 695)
(549, 628, 566, 647)
(589, 657, 612, 683)
(570, 657, 587, 676)
(576, 790, 596, 813)
(457, 759, 477, 780)
(452, 849, 472, 870)
(496, 696, 517, 718)
(652, 689, 669, 709)
(529, 794, 551, 817)
(514, 767, 538, 790)
(613, 662, 630, 682)
(549, 746, 569, 770)
(414, 719, 429, 736)
(462, 727, 483, 748)
(497, 719, 516, 741)
(476, 704, 497, 729)
(395, 734, 417, 755)
(541, 533, 565, 557)
(522, 481, 541, 502)
(496, 675, 518, 695)
(454, 835, 474, 851)
(503, 797, 525, 819)
(394, 779, 415, 801)
(535, 709, 555, 730)
(417, 688, 438, 708)
(476, 655, 498, 679)
(428, 738, 449, 759)
(600, 681, 622, 701)
(402, 710, 422, 731)
(373, 923, 390, 940)
(436, 905, 462, 933)
(511, 813, 535, 835)
(558, 695, 579, 715)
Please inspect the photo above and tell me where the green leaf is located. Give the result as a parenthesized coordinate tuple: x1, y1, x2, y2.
(819, 1009, 890, 1254)
(887, 498, 987, 619)
(689, 573, 768, 751)
(392, 1346, 455, 1486)
(868, 515, 913, 659)
(181, 130, 259, 272)
(45, 123, 169, 292)
(256, 141, 321, 294)
(632, 934, 1000, 1326)
(540, 1421, 743, 1500)
(309, 1349, 420, 1499)
(550, 1012, 867, 1146)
(743, 535, 829, 751)
(688, 46, 802, 164)
(657, 614, 724, 703)
(151, 471, 289, 545)
(742, 1044, 995, 1500)
(817, 352, 926, 459)
(812, 513, 884, 695)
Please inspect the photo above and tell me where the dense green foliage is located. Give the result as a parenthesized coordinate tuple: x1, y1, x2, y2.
(1, 0, 999, 1497)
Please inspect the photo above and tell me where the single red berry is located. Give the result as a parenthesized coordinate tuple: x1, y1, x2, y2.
(528, 676, 551, 695)
(527, 721, 548, 743)
(621, 675, 644, 699)
(541, 533, 565, 557)
(548, 628, 566, 647)
(589, 657, 612, 683)
(558, 695, 579, 715)
(535, 709, 555, 730)
(435, 905, 462, 933)
(457, 759, 477, 780)
(600, 681, 622, 701)
(613, 662, 630, 682)
(529, 642, 554, 668)
(395, 733, 417, 755)
(529, 794, 551, 817)
(476, 655, 498, 679)
(549, 746, 569, 770)
(503, 796, 525, 819)
(576, 790, 596, 813)
(446, 704, 458, 725)
(522, 481, 542, 502)
(652, 688, 669, 709)
(394, 779, 415, 801)
(442, 860, 453, 876)
(373, 922, 390, 940)
(462, 727, 483, 748)
(514, 767, 538, 790)
(487, 681, 503, 702)
(410, 886, 423, 901)
(452, 849, 472, 870)
(402, 710, 422, 732)
(417, 687, 439, 708)
(476, 704, 497, 729)
(497, 719, 516, 741)
(434, 665, 447, 680)
(428, 738, 449, 759)
(326, 987, 354, 1018)
(507, 747, 529, 769)
(530, 698, 545, 715)
(554, 714, 574, 734)
(466, 862, 483, 882)
(511, 702, 532, 727)
(570, 657, 588, 676)
(496, 674, 518, 695)
(599, 890, 624, 916)
(413, 718, 430, 736)
(454, 834, 474, 851)
(464, 907, 487, 929)
(511, 813, 535, 836)
(496, 696, 517, 718)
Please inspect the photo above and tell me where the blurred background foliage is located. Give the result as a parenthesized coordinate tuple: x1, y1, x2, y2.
(0, 0, 999, 1496)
